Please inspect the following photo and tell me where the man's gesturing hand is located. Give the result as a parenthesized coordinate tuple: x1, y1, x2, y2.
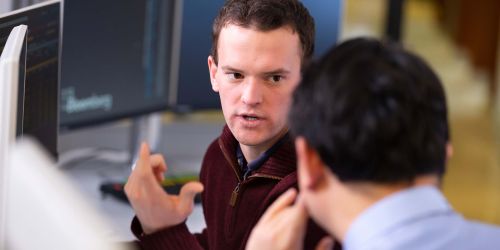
(246, 188, 308, 250)
(124, 143, 204, 234)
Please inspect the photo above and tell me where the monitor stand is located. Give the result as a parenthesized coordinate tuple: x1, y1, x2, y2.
(57, 113, 162, 169)
(128, 112, 162, 166)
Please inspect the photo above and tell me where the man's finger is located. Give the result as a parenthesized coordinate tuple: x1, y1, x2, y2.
(290, 193, 307, 222)
(136, 142, 152, 173)
(134, 143, 165, 190)
(260, 188, 297, 221)
(150, 154, 167, 182)
(178, 181, 204, 215)
(150, 154, 168, 173)
(315, 236, 334, 250)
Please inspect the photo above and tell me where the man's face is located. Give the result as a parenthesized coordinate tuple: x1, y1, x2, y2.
(208, 24, 302, 150)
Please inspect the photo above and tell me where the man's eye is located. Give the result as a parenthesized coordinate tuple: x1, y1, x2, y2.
(228, 72, 243, 80)
(269, 75, 282, 83)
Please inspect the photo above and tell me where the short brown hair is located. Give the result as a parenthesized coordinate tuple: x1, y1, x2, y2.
(211, 0, 315, 65)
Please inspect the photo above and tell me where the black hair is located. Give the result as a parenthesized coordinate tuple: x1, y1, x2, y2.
(289, 38, 449, 183)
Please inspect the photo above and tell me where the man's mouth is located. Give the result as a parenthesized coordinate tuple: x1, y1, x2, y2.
(242, 115, 259, 121)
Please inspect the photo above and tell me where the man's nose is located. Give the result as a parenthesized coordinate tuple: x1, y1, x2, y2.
(241, 78, 263, 106)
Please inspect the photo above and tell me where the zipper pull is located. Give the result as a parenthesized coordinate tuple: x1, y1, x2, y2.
(229, 182, 241, 207)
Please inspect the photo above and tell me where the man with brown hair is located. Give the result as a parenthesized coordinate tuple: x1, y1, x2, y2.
(125, 0, 329, 249)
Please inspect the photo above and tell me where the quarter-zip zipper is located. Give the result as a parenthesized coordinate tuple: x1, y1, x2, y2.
(219, 140, 243, 207)
(219, 139, 285, 207)
(229, 173, 283, 206)
(229, 182, 241, 206)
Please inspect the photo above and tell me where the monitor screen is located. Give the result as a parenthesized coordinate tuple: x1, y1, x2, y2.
(59, 0, 174, 130)
(0, 0, 60, 157)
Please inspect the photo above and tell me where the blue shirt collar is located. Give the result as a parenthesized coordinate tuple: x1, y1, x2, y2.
(345, 185, 454, 250)
(236, 132, 289, 179)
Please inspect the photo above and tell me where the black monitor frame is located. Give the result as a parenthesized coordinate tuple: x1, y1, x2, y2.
(59, 0, 177, 131)
(0, 0, 61, 158)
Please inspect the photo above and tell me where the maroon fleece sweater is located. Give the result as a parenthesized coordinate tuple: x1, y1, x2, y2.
(131, 125, 331, 249)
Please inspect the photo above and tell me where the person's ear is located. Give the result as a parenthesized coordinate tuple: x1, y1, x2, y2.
(446, 142, 453, 160)
(296, 137, 326, 190)
(208, 55, 219, 92)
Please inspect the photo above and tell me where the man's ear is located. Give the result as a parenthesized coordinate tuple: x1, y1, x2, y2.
(446, 142, 453, 160)
(296, 137, 326, 190)
(208, 55, 219, 92)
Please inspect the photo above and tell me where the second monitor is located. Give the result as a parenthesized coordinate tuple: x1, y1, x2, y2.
(59, 0, 175, 130)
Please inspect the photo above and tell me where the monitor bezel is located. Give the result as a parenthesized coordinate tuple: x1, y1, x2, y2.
(58, 0, 174, 131)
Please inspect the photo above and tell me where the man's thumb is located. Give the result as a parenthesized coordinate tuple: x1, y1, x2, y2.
(178, 181, 204, 215)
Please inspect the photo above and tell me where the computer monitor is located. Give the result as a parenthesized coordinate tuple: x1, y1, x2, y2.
(59, 0, 175, 130)
(0, 26, 126, 247)
(0, 24, 27, 248)
(0, 0, 61, 157)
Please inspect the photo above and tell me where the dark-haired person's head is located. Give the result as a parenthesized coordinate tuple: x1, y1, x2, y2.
(211, 0, 315, 66)
(290, 37, 449, 184)
(247, 37, 500, 250)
